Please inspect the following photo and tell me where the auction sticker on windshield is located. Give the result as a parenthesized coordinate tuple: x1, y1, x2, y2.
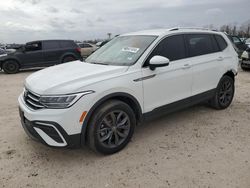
(122, 47, 140, 53)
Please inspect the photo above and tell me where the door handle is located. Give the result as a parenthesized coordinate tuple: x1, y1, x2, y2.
(182, 64, 191, 69)
(217, 57, 224, 61)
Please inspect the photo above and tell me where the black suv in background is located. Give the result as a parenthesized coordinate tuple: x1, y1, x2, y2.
(0, 40, 82, 74)
(227, 35, 248, 57)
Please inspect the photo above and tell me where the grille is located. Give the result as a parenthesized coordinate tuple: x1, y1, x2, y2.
(24, 89, 44, 110)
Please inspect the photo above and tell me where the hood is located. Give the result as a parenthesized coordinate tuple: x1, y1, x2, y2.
(25, 61, 128, 95)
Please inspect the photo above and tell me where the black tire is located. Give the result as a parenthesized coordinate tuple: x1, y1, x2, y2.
(210, 75, 235, 110)
(62, 56, 76, 63)
(241, 63, 250, 71)
(87, 100, 136, 155)
(2, 60, 19, 74)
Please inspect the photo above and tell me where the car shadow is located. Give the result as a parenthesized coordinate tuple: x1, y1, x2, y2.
(0, 68, 43, 75)
(25, 102, 215, 162)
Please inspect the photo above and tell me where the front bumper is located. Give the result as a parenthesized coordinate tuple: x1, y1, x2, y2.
(19, 108, 80, 148)
(18, 94, 91, 148)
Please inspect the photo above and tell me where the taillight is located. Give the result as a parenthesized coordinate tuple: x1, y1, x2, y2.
(76, 47, 81, 53)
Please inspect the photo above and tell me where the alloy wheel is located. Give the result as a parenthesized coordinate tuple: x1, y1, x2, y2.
(97, 110, 130, 148)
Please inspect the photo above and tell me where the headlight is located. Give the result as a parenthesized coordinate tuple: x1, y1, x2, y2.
(39, 91, 94, 109)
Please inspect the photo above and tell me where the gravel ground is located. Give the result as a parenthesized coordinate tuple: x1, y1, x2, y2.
(0, 69, 250, 188)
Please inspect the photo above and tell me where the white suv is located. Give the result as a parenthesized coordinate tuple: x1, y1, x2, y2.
(18, 28, 238, 154)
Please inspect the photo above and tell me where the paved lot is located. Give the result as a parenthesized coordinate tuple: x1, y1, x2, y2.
(0, 69, 250, 188)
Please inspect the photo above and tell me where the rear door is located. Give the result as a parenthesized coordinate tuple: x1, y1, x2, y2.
(42, 41, 62, 66)
(184, 33, 225, 96)
(18, 41, 44, 68)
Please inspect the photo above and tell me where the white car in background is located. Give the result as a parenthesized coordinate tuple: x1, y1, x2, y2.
(245, 38, 250, 48)
(18, 28, 238, 154)
(77, 43, 97, 57)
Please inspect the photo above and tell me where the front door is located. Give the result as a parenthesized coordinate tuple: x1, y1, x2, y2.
(142, 34, 193, 113)
(18, 41, 44, 68)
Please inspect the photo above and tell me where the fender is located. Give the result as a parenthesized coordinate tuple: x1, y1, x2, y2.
(0, 57, 20, 69)
(80, 92, 143, 146)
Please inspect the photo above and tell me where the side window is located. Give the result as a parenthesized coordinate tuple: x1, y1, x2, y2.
(43, 41, 60, 50)
(214, 35, 228, 51)
(78, 44, 84, 48)
(25, 42, 42, 51)
(84, 43, 92, 48)
(232, 36, 241, 43)
(146, 35, 186, 65)
(185, 34, 217, 57)
(60, 41, 73, 48)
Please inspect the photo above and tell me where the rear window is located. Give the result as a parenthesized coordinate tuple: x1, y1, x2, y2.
(185, 34, 218, 57)
(43, 41, 60, 50)
(214, 35, 228, 51)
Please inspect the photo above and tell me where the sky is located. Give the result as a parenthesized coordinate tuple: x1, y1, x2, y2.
(0, 0, 250, 43)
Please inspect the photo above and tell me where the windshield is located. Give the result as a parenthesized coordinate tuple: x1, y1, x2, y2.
(86, 35, 157, 66)
(246, 38, 250, 44)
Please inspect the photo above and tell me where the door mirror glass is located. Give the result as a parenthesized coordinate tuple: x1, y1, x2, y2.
(149, 55, 170, 70)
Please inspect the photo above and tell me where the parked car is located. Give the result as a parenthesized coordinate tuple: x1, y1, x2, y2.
(244, 38, 250, 48)
(96, 40, 110, 48)
(6, 44, 23, 50)
(227, 35, 248, 57)
(241, 48, 250, 70)
(0, 40, 82, 74)
(77, 43, 97, 57)
(18, 28, 238, 154)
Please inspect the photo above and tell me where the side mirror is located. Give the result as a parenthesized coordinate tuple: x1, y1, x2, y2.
(149, 55, 170, 70)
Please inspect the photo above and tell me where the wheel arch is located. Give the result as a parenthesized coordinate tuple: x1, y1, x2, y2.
(60, 53, 77, 63)
(1, 58, 21, 69)
(223, 70, 236, 81)
(80, 92, 143, 145)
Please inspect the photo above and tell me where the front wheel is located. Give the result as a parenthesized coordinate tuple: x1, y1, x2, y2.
(209, 75, 235, 110)
(87, 100, 136, 154)
(2, 60, 19, 74)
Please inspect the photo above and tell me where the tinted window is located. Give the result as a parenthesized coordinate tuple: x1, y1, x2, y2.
(148, 35, 186, 63)
(215, 35, 228, 51)
(60, 41, 75, 48)
(211, 35, 220, 52)
(43, 41, 60, 50)
(84, 43, 92, 48)
(25, 42, 42, 51)
(78, 44, 84, 48)
(186, 34, 217, 57)
(232, 36, 241, 43)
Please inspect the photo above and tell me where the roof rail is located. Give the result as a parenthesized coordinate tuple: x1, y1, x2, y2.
(169, 27, 217, 32)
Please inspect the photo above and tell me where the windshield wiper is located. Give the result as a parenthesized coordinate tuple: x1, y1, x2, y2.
(90, 62, 108, 65)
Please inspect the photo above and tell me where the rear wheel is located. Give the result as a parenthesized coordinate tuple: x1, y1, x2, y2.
(2, 60, 19, 74)
(209, 75, 235, 110)
(87, 100, 136, 154)
(62, 56, 76, 63)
